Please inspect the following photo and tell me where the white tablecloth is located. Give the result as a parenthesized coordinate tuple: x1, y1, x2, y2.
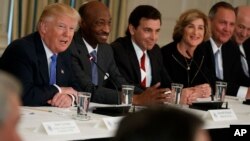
(18, 97, 250, 141)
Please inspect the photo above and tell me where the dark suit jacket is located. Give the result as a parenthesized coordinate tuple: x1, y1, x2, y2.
(111, 36, 172, 89)
(0, 32, 79, 106)
(70, 30, 128, 104)
(161, 41, 215, 91)
(203, 39, 247, 96)
(242, 38, 250, 79)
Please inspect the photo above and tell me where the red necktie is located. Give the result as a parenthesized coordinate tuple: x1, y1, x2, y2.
(140, 52, 146, 88)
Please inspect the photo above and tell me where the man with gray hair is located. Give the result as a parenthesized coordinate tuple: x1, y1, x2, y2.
(0, 70, 22, 141)
(0, 3, 80, 107)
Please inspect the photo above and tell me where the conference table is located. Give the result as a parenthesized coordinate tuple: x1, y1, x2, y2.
(18, 96, 250, 141)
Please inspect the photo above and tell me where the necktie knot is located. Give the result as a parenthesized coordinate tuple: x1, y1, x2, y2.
(51, 54, 57, 62)
(90, 50, 97, 62)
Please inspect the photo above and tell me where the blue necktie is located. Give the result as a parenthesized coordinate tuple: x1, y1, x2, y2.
(49, 54, 57, 85)
(90, 50, 98, 85)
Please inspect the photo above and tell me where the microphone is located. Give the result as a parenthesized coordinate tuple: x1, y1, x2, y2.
(186, 50, 214, 101)
(87, 54, 121, 104)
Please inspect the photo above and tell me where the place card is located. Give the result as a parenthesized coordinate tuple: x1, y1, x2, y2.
(208, 109, 237, 121)
(42, 120, 80, 135)
(95, 117, 123, 130)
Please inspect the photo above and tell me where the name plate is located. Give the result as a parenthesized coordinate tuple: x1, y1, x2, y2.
(42, 120, 80, 135)
(208, 109, 237, 121)
(102, 117, 123, 130)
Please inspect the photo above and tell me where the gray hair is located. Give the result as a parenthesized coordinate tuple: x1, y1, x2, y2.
(0, 70, 21, 125)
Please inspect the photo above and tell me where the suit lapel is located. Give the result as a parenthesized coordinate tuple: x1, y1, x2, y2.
(35, 33, 49, 83)
(127, 40, 141, 83)
(75, 31, 92, 79)
(96, 45, 105, 85)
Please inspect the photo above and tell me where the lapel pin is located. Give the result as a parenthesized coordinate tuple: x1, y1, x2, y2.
(61, 69, 64, 74)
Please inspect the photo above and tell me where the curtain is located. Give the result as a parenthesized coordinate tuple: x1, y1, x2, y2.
(9, 0, 127, 44)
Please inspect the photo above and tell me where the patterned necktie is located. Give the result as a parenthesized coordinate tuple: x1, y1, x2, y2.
(49, 54, 57, 85)
(140, 52, 146, 88)
(214, 49, 223, 80)
(90, 50, 98, 85)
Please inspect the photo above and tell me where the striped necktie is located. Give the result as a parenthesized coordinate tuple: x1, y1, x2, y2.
(140, 52, 146, 88)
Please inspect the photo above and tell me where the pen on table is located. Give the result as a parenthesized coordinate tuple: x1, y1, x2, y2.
(24, 108, 52, 113)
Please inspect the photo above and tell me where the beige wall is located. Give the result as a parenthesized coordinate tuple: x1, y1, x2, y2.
(127, 0, 250, 47)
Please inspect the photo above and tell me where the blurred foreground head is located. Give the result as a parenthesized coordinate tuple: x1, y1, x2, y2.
(113, 106, 210, 141)
(0, 70, 22, 141)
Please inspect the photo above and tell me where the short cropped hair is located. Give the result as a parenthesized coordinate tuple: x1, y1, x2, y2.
(208, 1, 235, 19)
(37, 3, 80, 30)
(126, 5, 161, 36)
(173, 9, 210, 42)
(113, 106, 204, 141)
(0, 71, 21, 125)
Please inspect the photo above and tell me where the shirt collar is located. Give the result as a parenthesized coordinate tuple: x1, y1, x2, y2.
(82, 38, 98, 54)
(41, 40, 55, 60)
(210, 37, 222, 54)
(131, 39, 146, 60)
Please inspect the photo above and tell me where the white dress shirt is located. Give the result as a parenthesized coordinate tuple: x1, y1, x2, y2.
(132, 40, 152, 87)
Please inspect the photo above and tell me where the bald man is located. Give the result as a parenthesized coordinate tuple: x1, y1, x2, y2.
(70, 1, 170, 105)
(230, 6, 250, 99)
(234, 6, 250, 45)
(69, 1, 128, 104)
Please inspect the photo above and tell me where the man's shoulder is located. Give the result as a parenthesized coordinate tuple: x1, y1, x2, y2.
(111, 36, 131, 48)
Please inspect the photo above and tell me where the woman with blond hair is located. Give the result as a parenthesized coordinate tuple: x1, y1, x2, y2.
(161, 9, 215, 104)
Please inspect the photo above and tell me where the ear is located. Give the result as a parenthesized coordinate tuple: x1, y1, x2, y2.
(39, 21, 47, 34)
(128, 24, 135, 35)
(80, 19, 86, 29)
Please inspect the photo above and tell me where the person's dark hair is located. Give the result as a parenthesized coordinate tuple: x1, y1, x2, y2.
(113, 106, 204, 141)
(126, 5, 161, 36)
(208, 1, 235, 19)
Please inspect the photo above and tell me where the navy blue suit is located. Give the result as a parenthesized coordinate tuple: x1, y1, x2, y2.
(0, 32, 79, 106)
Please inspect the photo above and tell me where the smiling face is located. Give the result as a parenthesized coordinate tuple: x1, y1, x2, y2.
(129, 18, 161, 51)
(80, 2, 111, 48)
(40, 15, 78, 53)
(234, 7, 250, 45)
(181, 18, 205, 48)
(210, 8, 236, 46)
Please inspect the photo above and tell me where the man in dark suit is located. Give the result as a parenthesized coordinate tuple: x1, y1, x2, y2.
(111, 5, 171, 90)
(231, 6, 250, 99)
(0, 3, 80, 107)
(70, 1, 170, 105)
(111, 5, 199, 105)
(204, 2, 250, 99)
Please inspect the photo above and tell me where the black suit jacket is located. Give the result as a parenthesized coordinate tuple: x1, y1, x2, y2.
(70, 30, 128, 104)
(111, 36, 172, 89)
(203, 39, 247, 96)
(161, 41, 215, 90)
(0, 32, 79, 106)
(242, 38, 250, 79)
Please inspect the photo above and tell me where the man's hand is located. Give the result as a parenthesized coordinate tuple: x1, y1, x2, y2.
(47, 87, 77, 108)
(193, 83, 211, 98)
(133, 82, 171, 106)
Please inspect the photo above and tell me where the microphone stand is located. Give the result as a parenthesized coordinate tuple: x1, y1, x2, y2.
(87, 54, 121, 105)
